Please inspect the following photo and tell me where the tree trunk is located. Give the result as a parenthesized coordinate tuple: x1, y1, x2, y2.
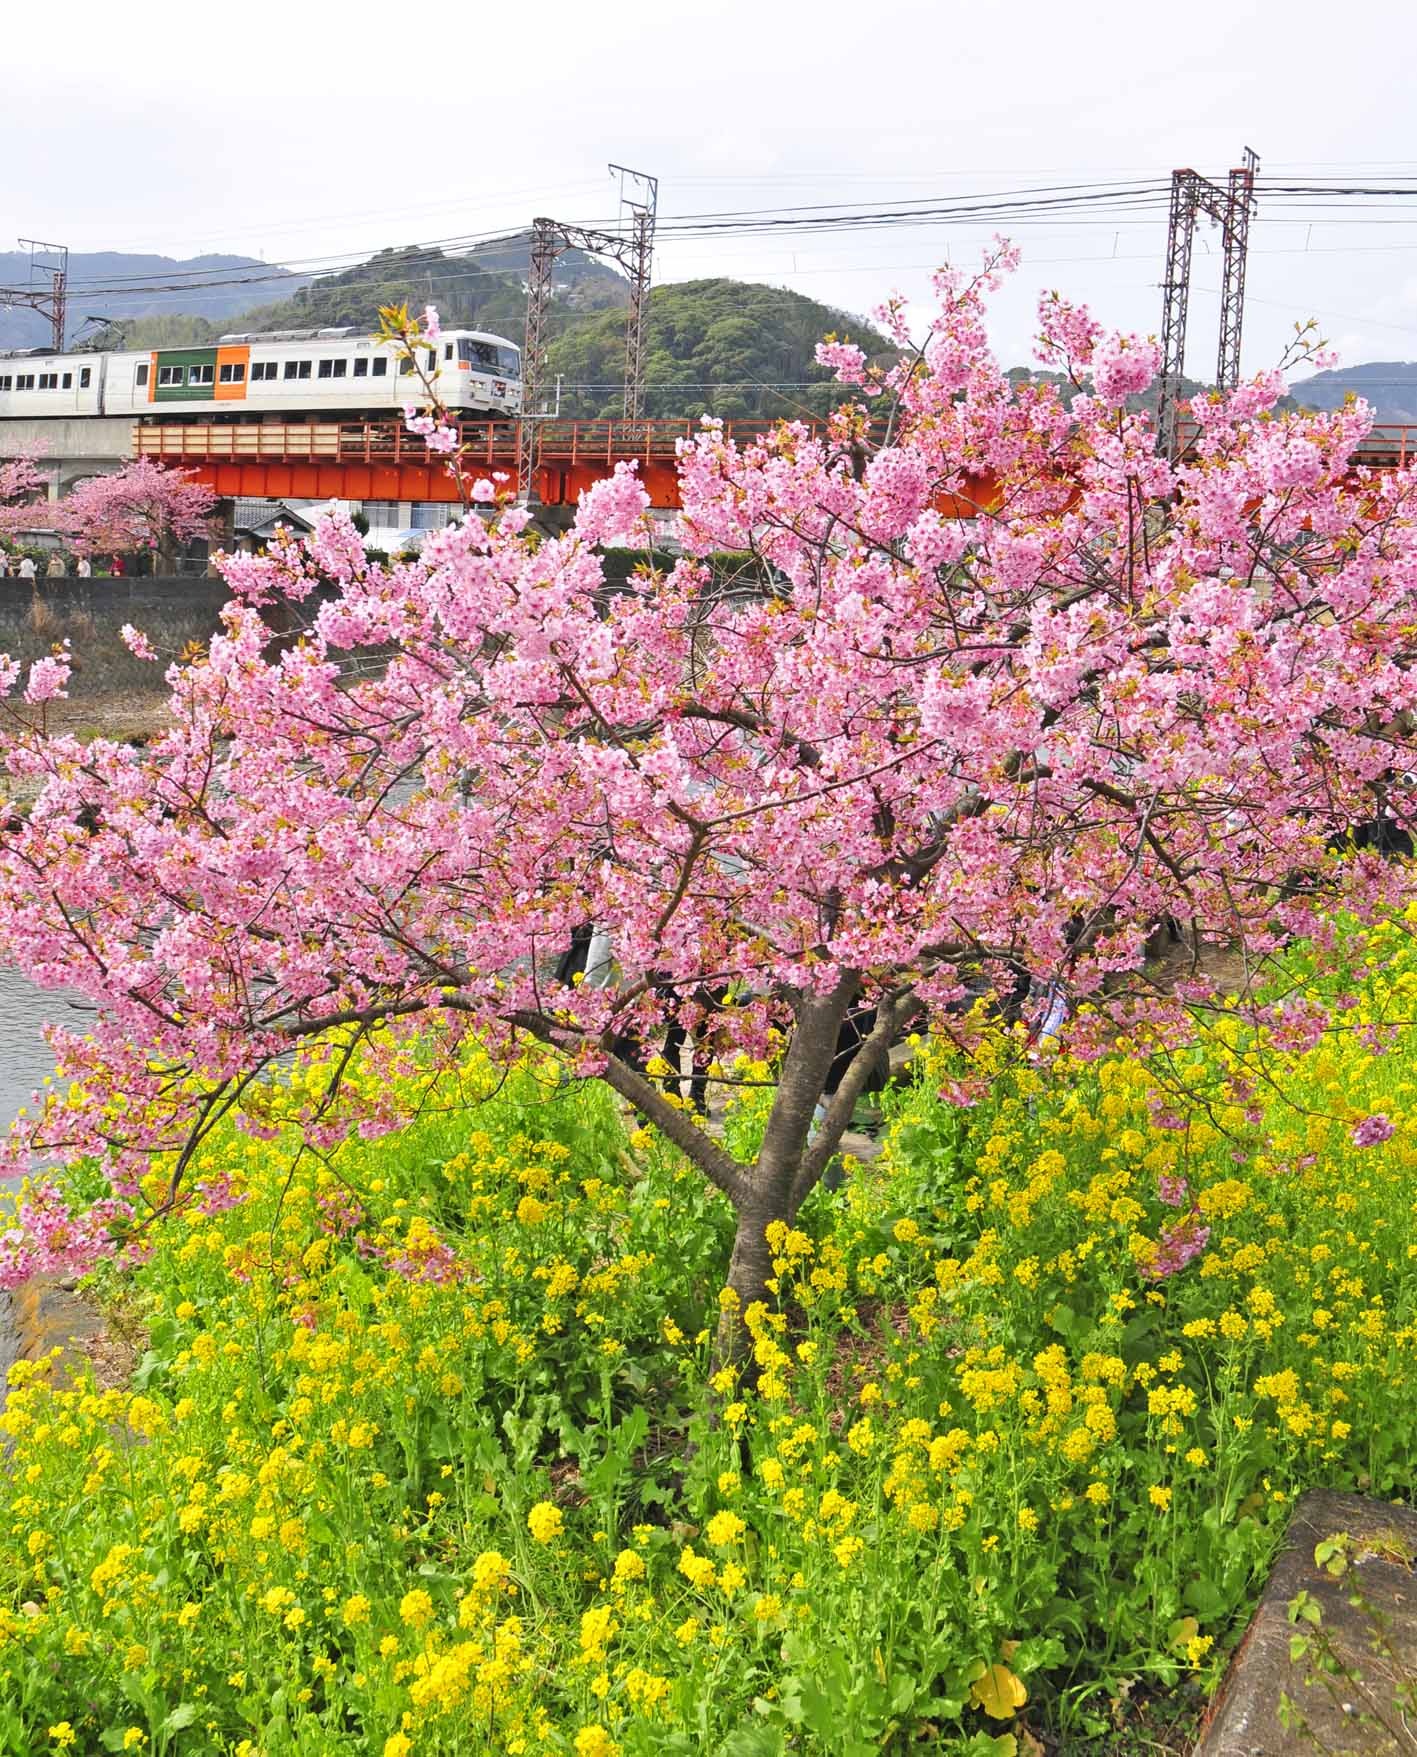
(712, 976, 859, 1371)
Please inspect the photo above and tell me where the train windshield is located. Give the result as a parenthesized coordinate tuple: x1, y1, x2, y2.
(459, 339, 521, 380)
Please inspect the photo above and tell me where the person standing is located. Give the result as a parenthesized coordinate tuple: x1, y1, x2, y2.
(76, 556, 92, 580)
(45, 553, 64, 579)
(17, 555, 35, 583)
(110, 554, 126, 578)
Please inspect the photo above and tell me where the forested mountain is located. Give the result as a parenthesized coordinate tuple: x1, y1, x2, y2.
(0, 251, 298, 349)
(546, 279, 894, 419)
(117, 243, 896, 421)
(118, 239, 624, 353)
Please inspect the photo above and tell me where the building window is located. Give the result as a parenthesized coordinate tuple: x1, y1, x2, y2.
(219, 362, 246, 384)
(371, 358, 388, 378)
(353, 358, 368, 377)
(189, 364, 214, 386)
(135, 363, 150, 386)
(79, 367, 91, 388)
(411, 503, 453, 530)
(61, 372, 72, 389)
(361, 500, 400, 524)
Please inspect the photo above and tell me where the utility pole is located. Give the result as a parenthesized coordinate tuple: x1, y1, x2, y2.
(517, 167, 658, 502)
(1156, 150, 1259, 454)
(609, 164, 658, 421)
(0, 239, 69, 351)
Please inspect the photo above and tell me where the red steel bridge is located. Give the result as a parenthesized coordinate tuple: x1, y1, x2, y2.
(135, 417, 1417, 515)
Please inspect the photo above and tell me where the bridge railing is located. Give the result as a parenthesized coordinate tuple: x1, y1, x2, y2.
(135, 416, 1417, 478)
(133, 417, 832, 469)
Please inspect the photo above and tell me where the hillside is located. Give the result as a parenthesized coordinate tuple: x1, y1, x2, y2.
(118, 244, 896, 421)
(118, 237, 626, 354)
(0, 251, 302, 350)
(546, 278, 894, 419)
(1290, 361, 1417, 421)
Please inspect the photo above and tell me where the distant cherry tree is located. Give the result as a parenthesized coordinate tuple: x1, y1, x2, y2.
(57, 459, 216, 567)
(0, 258, 1415, 1344)
(0, 450, 50, 542)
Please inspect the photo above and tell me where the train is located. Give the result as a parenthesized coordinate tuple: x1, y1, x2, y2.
(0, 326, 523, 423)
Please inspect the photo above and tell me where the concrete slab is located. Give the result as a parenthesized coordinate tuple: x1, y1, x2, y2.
(1195, 1490, 1417, 1756)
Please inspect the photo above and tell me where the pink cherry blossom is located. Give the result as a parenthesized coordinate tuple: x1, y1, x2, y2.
(0, 245, 1413, 1331)
(120, 624, 158, 662)
(1352, 1113, 1395, 1147)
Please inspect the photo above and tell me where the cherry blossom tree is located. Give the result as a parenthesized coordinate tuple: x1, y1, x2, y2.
(56, 459, 217, 567)
(0, 449, 50, 542)
(2, 252, 1417, 1342)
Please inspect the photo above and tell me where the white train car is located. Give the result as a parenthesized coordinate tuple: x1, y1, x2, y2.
(0, 326, 522, 423)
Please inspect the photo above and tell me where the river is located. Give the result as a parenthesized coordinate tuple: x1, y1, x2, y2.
(0, 966, 83, 1384)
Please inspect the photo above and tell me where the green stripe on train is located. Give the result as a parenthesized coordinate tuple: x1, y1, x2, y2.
(153, 348, 219, 404)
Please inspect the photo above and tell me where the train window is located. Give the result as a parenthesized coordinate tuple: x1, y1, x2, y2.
(0, 376, 11, 391)
(298, 361, 311, 380)
(61, 373, 72, 389)
(353, 358, 368, 377)
(16, 374, 34, 389)
(426, 349, 436, 372)
(135, 364, 150, 386)
(158, 366, 183, 386)
(459, 340, 520, 380)
(283, 361, 312, 380)
(219, 362, 246, 384)
(38, 373, 58, 390)
(444, 344, 453, 361)
(399, 357, 415, 375)
(190, 365, 215, 386)
(371, 358, 388, 377)
(251, 362, 277, 381)
(79, 368, 91, 388)
(318, 359, 332, 378)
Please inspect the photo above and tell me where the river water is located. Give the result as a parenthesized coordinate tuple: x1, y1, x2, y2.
(0, 966, 82, 1383)
(0, 965, 77, 1149)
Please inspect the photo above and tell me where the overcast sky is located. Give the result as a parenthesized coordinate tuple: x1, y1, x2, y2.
(5, 0, 1417, 380)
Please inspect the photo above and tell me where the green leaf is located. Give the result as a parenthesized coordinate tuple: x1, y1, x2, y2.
(160, 1703, 197, 1734)
(715, 1724, 786, 1757)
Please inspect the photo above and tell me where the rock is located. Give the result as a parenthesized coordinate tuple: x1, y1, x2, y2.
(1195, 1489, 1417, 1756)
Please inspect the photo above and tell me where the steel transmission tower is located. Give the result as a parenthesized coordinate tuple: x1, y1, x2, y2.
(517, 166, 658, 502)
(0, 239, 69, 351)
(1156, 149, 1259, 453)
